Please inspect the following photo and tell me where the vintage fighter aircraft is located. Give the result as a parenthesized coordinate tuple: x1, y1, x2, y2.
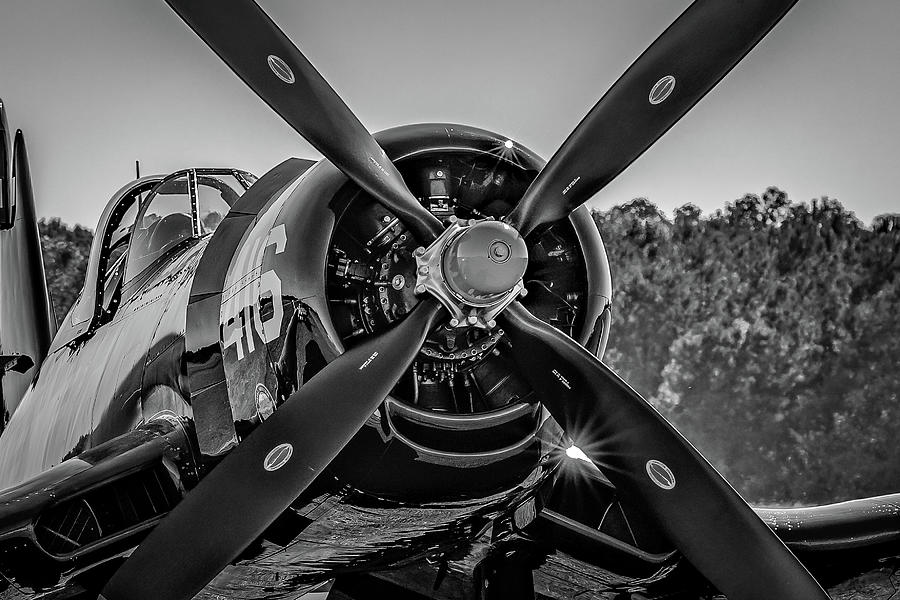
(1, 1, 898, 599)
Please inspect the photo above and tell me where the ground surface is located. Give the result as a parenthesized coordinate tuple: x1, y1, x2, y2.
(829, 566, 900, 600)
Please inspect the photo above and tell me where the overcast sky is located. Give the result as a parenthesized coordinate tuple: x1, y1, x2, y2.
(1, 1, 898, 229)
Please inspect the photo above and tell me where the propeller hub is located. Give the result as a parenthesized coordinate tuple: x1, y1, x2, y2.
(414, 218, 528, 329)
(442, 220, 528, 304)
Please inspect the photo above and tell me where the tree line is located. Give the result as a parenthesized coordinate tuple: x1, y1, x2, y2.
(39, 217, 92, 325)
(36, 188, 900, 504)
(595, 188, 900, 504)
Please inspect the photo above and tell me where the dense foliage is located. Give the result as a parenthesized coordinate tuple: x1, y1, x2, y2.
(36, 189, 899, 504)
(595, 188, 900, 505)
(38, 218, 92, 325)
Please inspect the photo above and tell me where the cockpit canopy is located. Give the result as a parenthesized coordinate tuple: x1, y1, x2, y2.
(64, 168, 255, 338)
(125, 169, 254, 282)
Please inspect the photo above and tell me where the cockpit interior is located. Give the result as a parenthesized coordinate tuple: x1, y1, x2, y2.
(124, 169, 254, 285)
(66, 168, 256, 335)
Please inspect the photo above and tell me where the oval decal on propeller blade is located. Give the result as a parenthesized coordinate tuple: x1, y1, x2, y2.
(267, 55, 295, 84)
(645, 459, 676, 490)
(263, 443, 294, 472)
(649, 75, 676, 105)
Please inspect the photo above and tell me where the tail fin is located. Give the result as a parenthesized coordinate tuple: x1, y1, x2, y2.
(0, 100, 10, 225)
(0, 100, 55, 432)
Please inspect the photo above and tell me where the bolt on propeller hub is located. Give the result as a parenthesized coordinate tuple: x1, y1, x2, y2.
(414, 218, 528, 329)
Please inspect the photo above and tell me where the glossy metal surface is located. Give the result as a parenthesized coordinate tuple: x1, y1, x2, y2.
(102, 301, 444, 600)
(0, 126, 894, 599)
(442, 220, 528, 302)
(0, 128, 576, 595)
(756, 495, 900, 552)
(413, 218, 526, 330)
(0, 131, 55, 426)
(63, 175, 164, 339)
(0, 420, 192, 551)
(571, 207, 612, 353)
(500, 302, 828, 600)
(0, 240, 206, 489)
(0, 126, 590, 593)
(240, 124, 597, 501)
(0, 100, 11, 228)
(186, 158, 314, 457)
(2, 0, 899, 595)
(0, 126, 890, 600)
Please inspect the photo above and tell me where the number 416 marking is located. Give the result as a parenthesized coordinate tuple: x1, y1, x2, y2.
(222, 224, 287, 361)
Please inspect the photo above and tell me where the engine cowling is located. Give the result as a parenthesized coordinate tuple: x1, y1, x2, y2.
(218, 123, 612, 501)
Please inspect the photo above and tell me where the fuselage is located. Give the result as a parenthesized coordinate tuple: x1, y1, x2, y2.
(0, 124, 612, 592)
(0, 235, 200, 486)
(2, 123, 899, 600)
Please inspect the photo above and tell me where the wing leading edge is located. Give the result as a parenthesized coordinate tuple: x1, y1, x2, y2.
(0, 418, 196, 593)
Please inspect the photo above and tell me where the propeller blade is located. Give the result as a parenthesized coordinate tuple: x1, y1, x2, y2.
(165, 0, 443, 244)
(500, 302, 829, 600)
(101, 299, 443, 600)
(506, 0, 798, 237)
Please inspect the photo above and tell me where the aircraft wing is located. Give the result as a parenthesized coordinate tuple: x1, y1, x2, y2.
(363, 457, 900, 599)
(530, 458, 900, 597)
(1, 417, 897, 600)
(0, 419, 195, 594)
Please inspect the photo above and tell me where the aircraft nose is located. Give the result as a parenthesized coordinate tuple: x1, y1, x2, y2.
(441, 220, 528, 305)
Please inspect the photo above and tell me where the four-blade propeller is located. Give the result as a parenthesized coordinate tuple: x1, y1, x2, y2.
(103, 0, 830, 599)
(506, 0, 798, 238)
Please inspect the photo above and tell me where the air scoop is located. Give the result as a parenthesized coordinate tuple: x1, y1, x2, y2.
(414, 218, 528, 329)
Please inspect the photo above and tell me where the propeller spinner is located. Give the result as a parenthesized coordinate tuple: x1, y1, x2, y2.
(102, 1, 828, 599)
(413, 218, 529, 329)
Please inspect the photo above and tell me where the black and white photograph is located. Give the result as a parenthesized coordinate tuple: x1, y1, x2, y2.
(0, 1, 898, 598)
